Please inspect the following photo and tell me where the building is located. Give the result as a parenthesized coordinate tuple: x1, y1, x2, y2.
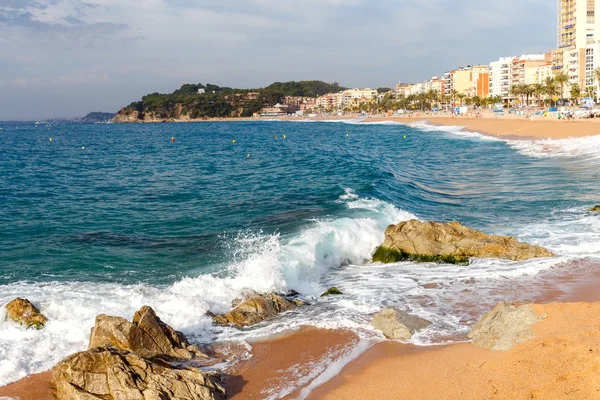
(259, 104, 287, 117)
(556, 0, 600, 96)
(470, 65, 490, 98)
(558, 0, 600, 50)
(511, 54, 551, 86)
(489, 57, 515, 101)
(535, 63, 554, 84)
(585, 41, 600, 89)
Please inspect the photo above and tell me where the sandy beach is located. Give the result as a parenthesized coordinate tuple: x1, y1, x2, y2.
(114, 112, 600, 140)
(1, 116, 599, 400)
(309, 302, 600, 400)
(3, 260, 600, 400)
(392, 115, 600, 139)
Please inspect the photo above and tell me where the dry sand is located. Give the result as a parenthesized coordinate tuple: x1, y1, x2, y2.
(392, 115, 600, 139)
(309, 302, 600, 400)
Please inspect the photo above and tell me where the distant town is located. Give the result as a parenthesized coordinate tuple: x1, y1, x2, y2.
(112, 0, 600, 122)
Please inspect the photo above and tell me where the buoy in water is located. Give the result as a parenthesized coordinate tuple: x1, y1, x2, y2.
(172, 137, 175, 143)
(283, 135, 286, 139)
(49, 138, 52, 142)
(82, 146, 85, 150)
(247, 154, 250, 158)
(275, 136, 278, 140)
(346, 133, 349, 137)
(232, 140, 236, 144)
(403, 136, 407, 139)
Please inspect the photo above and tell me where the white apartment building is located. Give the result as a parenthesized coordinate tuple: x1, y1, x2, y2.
(585, 42, 600, 89)
(558, 0, 600, 49)
(489, 57, 515, 101)
(535, 64, 554, 84)
(557, 0, 600, 93)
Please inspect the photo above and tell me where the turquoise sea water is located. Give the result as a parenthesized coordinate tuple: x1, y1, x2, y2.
(1, 120, 600, 393)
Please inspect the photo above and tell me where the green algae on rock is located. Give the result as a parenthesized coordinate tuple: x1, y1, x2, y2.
(5, 298, 48, 330)
(320, 287, 344, 297)
(373, 220, 554, 265)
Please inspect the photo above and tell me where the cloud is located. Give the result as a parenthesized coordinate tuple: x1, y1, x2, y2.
(0, 0, 556, 120)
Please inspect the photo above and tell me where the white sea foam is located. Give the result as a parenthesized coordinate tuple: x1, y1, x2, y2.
(0, 192, 598, 392)
(320, 119, 405, 126)
(407, 120, 600, 160)
(0, 191, 413, 387)
(505, 134, 600, 161)
(405, 120, 502, 141)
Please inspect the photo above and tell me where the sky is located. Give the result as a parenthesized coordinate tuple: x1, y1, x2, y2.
(0, 0, 556, 120)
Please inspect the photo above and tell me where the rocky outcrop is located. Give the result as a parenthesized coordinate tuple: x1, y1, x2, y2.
(591, 206, 600, 212)
(213, 293, 304, 328)
(5, 298, 48, 329)
(373, 220, 555, 265)
(468, 302, 542, 351)
(370, 307, 432, 340)
(320, 287, 343, 297)
(89, 306, 205, 360)
(53, 346, 225, 400)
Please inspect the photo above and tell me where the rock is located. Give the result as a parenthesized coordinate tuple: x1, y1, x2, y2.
(370, 307, 432, 340)
(320, 287, 343, 297)
(53, 346, 225, 400)
(373, 220, 555, 265)
(423, 283, 439, 289)
(89, 306, 205, 360)
(213, 293, 300, 328)
(591, 205, 600, 212)
(468, 302, 541, 351)
(5, 298, 48, 330)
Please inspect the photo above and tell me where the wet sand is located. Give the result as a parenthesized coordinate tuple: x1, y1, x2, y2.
(0, 371, 53, 400)
(224, 327, 359, 399)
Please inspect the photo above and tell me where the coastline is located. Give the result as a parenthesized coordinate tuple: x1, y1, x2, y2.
(4, 261, 600, 400)
(112, 113, 600, 140)
(309, 302, 600, 400)
(2, 118, 599, 400)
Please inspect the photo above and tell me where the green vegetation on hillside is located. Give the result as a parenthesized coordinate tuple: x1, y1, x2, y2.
(120, 81, 346, 120)
(81, 112, 115, 122)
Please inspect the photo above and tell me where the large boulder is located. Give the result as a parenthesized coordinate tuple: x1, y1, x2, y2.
(373, 220, 554, 265)
(53, 346, 225, 400)
(213, 293, 302, 328)
(591, 205, 600, 212)
(468, 302, 541, 351)
(370, 307, 432, 340)
(89, 306, 205, 360)
(5, 298, 48, 330)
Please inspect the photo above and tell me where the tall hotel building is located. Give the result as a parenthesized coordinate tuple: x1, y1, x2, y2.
(556, 0, 600, 91)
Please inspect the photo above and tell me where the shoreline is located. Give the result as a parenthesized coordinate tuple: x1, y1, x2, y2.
(3, 260, 600, 400)
(111, 114, 600, 140)
(309, 302, 600, 400)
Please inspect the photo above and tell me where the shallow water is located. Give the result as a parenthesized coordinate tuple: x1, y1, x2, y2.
(1, 120, 600, 389)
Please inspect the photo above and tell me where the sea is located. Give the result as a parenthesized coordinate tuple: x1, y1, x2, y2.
(1, 119, 600, 396)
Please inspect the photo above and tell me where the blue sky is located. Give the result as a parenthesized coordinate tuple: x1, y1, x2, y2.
(0, 0, 556, 120)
